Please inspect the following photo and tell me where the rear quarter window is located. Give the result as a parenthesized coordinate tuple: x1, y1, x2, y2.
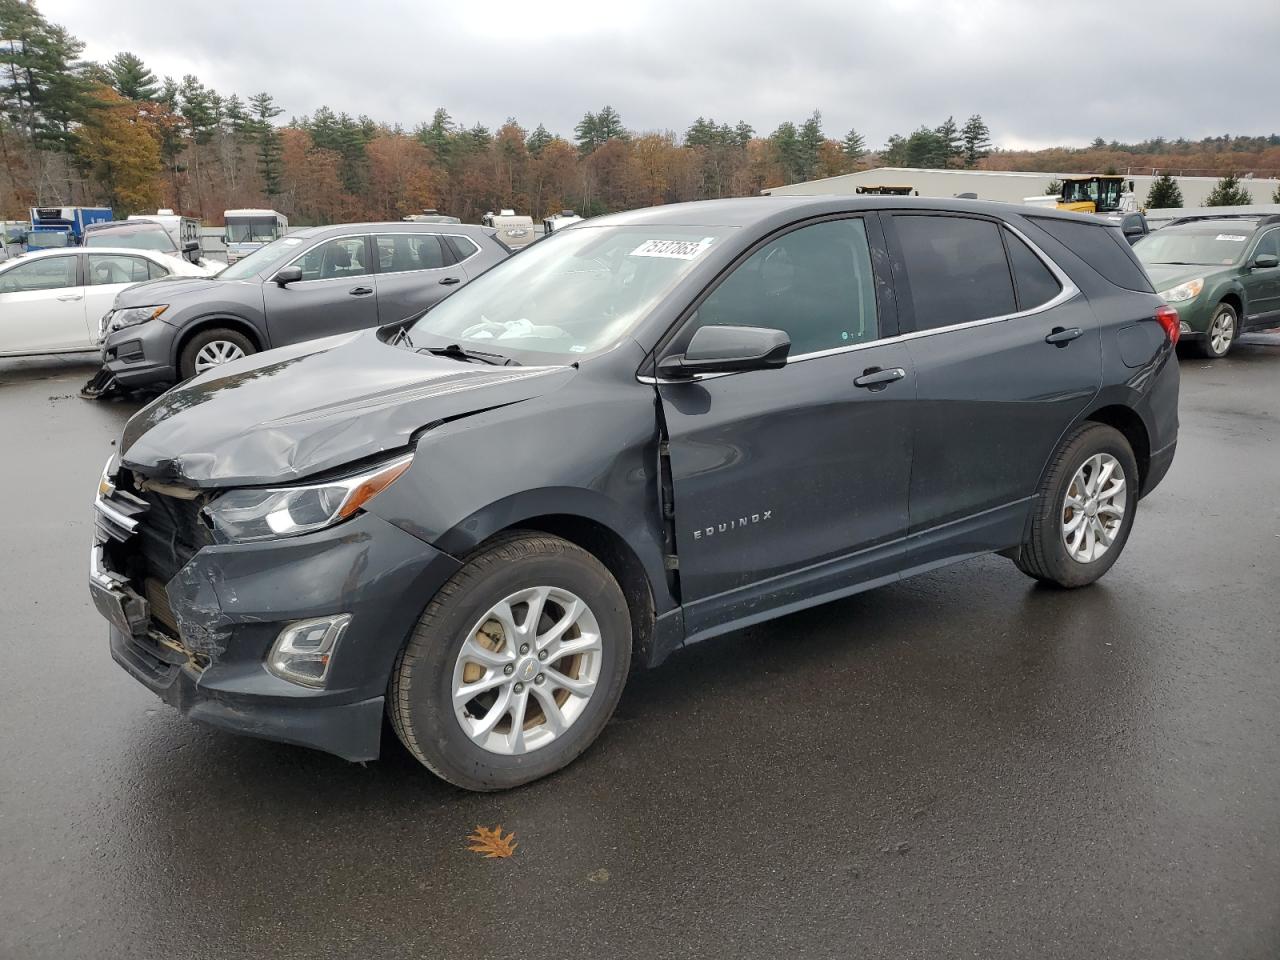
(1027, 216, 1154, 293)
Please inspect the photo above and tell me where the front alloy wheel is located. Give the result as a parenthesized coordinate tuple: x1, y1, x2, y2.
(193, 339, 246, 372)
(1201, 303, 1236, 358)
(451, 586, 603, 755)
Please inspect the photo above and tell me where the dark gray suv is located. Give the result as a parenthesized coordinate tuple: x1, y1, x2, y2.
(90, 197, 1179, 790)
(99, 222, 509, 387)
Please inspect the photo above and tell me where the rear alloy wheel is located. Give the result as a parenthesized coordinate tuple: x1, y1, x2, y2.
(1015, 423, 1139, 588)
(1198, 302, 1237, 359)
(178, 327, 256, 380)
(389, 534, 631, 791)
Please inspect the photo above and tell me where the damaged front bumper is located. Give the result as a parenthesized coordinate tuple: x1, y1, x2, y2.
(91, 483, 460, 761)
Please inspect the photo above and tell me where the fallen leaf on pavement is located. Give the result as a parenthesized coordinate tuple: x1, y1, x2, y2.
(467, 825, 518, 859)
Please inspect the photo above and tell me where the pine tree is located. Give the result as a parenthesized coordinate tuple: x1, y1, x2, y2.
(733, 121, 754, 148)
(797, 110, 824, 180)
(1203, 174, 1252, 206)
(576, 105, 626, 155)
(247, 91, 284, 197)
(961, 114, 991, 167)
(106, 51, 158, 101)
(1145, 173, 1183, 209)
(526, 123, 552, 157)
(935, 115, 962, 165)
(842, 128, 865, 161)
(769, 121, 803, 183)
(1045, 179, 1062, 196)
(0, 2, 99, 154)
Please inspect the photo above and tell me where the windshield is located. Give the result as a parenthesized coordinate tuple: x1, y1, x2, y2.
(1135, 228, 1253, 266)
(84, 225, 176, 252)
(26, 232, 69, 250)
(217, 234, 308, 281)
(408, 225, 735, 362)
(226, 218, 281, 243)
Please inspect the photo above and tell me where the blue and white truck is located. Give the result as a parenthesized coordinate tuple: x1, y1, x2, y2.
(26, 206, 113, 251)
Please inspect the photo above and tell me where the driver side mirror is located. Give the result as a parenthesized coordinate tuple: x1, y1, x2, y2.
(272, 265, 303, 286)
(658, 325, 791, 378)
(1253, 254, 1279, 269)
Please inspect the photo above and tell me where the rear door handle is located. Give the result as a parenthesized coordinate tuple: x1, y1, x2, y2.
(439, 276, 462, 286)
(853, 366, 906, 389)
(57, 294, 83, 302)
(1045, 326, 1083, 346)
(348, 286, 374, 296)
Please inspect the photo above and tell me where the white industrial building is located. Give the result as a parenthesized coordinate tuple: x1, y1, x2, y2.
(762, 166, 1280, 208)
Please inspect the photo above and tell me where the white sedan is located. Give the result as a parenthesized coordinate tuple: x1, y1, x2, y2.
(0, 246, 216, 358)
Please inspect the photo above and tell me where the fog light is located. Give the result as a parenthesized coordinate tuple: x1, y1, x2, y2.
(267, 614, 351, 687)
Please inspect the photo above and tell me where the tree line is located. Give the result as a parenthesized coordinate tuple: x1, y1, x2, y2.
(3, 0, 1277, 225)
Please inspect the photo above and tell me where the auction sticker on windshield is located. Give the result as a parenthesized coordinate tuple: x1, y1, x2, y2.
(630, 237, 715, 259)
(1216, 234, 1247, 242)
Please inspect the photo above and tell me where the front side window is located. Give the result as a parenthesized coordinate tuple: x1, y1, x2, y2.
(686, 218, 879, 356)
(409, 225, 735, 362)
(1254, 229, 1280, 260)
(88, 254, 153, 285)
(292, 237, 371, 281)
(375, 234, 449, 273)
(895, 215, 1016, 330)
(217, 235, 307, 282)
(0, 255, 76, 293)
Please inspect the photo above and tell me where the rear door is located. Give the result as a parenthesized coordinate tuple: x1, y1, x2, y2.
(657, 215, 915, 638)
(261, 234, 379, 345)
(0, 254, 88, 353)
(370, 232, 466, 324)
(883, 212, 1101, 556)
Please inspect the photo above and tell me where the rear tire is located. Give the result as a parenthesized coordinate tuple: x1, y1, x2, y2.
(178, 327, 255, 380)
(1014, 423, 1138, 588)
(389, 533, 631, 791)
(1196, 302, 1237, 359)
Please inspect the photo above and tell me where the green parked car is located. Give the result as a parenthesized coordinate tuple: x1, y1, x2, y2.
(1134, 215, 1280, 358)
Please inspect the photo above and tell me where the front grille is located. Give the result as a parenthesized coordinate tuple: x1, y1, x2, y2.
(132, 487, 214, 586)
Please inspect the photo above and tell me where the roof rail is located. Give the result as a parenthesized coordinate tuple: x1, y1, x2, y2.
(1164, 213, 1265, 228)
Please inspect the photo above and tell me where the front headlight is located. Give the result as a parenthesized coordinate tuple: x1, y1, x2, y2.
(106, 304, 169, 334)
(1158, 278, 1203, 303)
(203, 452, 414, 543)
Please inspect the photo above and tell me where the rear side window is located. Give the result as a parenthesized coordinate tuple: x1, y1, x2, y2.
(147, 260, 170, 280)
(895, 215, 1015, 330)
(1028, 216, 1154, 292)
(375, 234, 451, 272)
(446, 235, 480, 261)
(1004, 231, 1062, 310)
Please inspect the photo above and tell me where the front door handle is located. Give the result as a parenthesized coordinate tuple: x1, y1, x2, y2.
(57, 294, 83, 302)
(1045, 326, 1083, 346)
(853, 366, 906, 389)
(439, 276, 462, 286)
(348, 286, 373, 296)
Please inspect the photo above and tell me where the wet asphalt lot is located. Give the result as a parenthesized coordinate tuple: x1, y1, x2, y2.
(1, 340, 1278, 960)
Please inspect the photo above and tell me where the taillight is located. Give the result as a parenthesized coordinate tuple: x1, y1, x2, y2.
(1154, 304, 1180, 345)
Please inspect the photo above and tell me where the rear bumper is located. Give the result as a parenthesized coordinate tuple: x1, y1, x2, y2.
(92, 507, 461, 761)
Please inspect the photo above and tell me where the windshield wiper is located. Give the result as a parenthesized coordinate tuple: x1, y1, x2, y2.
(1151, 261, 1204, 266)
(417, 342, 519, 366)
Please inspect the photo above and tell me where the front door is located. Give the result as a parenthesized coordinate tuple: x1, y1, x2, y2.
(262, 235, 380, 347)
(657, 216, 915, 640)
(1243, 227, 1280, 325)
(0, 253, 88, 354)
(883, 212, 1102, 556)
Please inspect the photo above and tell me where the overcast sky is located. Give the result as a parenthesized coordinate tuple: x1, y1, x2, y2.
(35, 0, 1279, 150)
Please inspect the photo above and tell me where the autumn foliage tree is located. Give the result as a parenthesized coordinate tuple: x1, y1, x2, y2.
(73, 85, 161, 210)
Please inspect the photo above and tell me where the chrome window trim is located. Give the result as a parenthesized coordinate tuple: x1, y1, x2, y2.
(370, 231, 479, 277)
(640, 219, 1078, 384)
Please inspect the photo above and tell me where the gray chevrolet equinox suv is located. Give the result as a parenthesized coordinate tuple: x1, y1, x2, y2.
(91, 197, 1179, 790)
(99, 221, 509, 388)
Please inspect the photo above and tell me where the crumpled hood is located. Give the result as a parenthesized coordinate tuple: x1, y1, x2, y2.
(120, 329, 572, 487)
(1143, 263, 1214, 294)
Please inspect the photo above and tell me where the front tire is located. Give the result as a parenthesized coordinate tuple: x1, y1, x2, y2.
(178, 327, 255, 380)
(1196, 302, 1237, 359)
(389, 534, 632, 791)
(1015, 423, 1138, 588)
